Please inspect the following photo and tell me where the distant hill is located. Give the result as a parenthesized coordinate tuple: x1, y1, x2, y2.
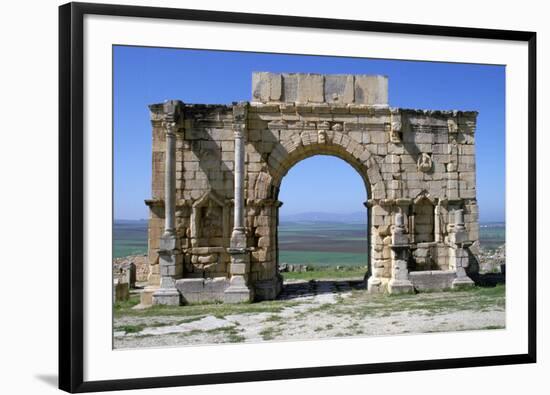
(280, 211, 367, 224)
(114, 219, 148, 224)
(279, 212, 504, 226)
(114, 217, 503, 227)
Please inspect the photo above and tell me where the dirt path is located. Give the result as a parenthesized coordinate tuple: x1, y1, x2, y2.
(114, 280, 505, 349)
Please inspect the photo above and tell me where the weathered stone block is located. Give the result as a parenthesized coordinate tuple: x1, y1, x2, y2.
(409, 270, 456, 290)
(252, 72, 282, 102)
(113, 280, 129, 302)
(297, 74, 324, 103)
(251, 72, 388, 106)
(324, 74, 355, 104)
(354, 75, 388, 106)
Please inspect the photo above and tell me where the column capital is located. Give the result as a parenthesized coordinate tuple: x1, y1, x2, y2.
(232, 101, 249, 121)
(162, 99, 184, 136)
(162, 99, 183, 121)
(162, 121, 178, 136)
(232, 101, 249, 139)
(233, 124, 246, 139)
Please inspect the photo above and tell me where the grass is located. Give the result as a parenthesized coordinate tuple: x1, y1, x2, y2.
(114, 296, 140, 310)
(204, 325, 247, 343)
(117, 284, 505, 325)
(115, 323, 147, 334)
(117, 323, 247, 343)
(115, 265, 365, 319)
(114, 295, 300, 319)
(328, 284, 506, 319)
(481, 325, 505, 330)
(288, 283, 506, 323)
(177, 326, 247, 343)
(114, 318, 203, 334)
(259, 326, 283, 341)
(114, 282, 505, 347)
(278, 250, 367, 266)
(176, 317, 203, 324)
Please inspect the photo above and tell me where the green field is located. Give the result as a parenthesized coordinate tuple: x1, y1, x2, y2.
(279, 251, 367, 267)
(278, 221, 368, 267)
(478, 223, 506, 250)
(113, 220, 148, 258)
(113, 220, 505, 266)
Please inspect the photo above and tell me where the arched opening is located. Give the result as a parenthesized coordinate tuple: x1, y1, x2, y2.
(275, 155, 369, 292)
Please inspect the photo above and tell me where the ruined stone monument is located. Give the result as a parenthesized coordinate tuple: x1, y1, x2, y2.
(139, 72, 480, 306)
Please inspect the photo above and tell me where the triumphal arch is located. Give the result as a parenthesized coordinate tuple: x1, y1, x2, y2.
(140, 72, 480, 306)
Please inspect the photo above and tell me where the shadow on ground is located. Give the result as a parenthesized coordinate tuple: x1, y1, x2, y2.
(471, 273, 506, 287)
(278, 279, 365, 300)
(277, 274, 505, 301)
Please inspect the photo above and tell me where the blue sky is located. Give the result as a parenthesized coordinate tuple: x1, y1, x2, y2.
(114, 46, 505, 222)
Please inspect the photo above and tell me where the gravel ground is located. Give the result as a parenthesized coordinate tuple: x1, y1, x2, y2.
(113, 280, 505, 349)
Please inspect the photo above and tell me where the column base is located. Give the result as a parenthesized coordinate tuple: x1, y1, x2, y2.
(387, 279, 414, 294)
(152, 288, 180, 306)
(137, 285, 158, 307)
(366, 277, 384, 294)
(224, 276, 254, 303)
(452, 276, 475, 289)
(223, 286, 254, 303)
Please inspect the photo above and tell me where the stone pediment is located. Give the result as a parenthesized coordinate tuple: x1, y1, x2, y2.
(414, 192, 435, 205)
(192, 189, 225, 208)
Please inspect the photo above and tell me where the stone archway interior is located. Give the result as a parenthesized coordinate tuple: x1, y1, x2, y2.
(275, 154, 369, 279)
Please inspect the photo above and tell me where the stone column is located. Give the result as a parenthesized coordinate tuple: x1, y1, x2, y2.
(365, 201, 382, 293)
(233, 123, 246, 245)
(224, 102, 254, 303)
(388, 212, 414, 294)
(164, 124, 176, 237)
(152, 100, 183, 306)
(434, 200, 442, 243)
(449, 209, 467, 244)
(447, 121, 460, 200)
(449, 208, 474, 289)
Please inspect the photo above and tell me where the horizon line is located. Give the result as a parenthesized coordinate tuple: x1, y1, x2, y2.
(113, 217, 506, 223)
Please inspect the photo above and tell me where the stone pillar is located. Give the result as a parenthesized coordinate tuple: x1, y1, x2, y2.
(224, 102, 254, 303)
(449, 208, 474, 289)
(152, 100, 183, 306)
(164, 126, 176, 237)
(434, 201, 442, 243)
(366, 201, 383, 293)
(388, 212, 414, 294)
(449, 208, 467, 244)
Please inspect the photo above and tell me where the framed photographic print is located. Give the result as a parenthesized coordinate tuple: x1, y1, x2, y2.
(59, 1, 537, 393)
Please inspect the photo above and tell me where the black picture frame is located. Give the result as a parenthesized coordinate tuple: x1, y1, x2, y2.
(59, 2, 537, 393)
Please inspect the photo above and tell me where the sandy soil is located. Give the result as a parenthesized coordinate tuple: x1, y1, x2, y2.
(113, 279, 505, 349)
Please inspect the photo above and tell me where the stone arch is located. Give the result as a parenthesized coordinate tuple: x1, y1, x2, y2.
(247, 130, 381, 299)
(252, 129, 385, 201)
